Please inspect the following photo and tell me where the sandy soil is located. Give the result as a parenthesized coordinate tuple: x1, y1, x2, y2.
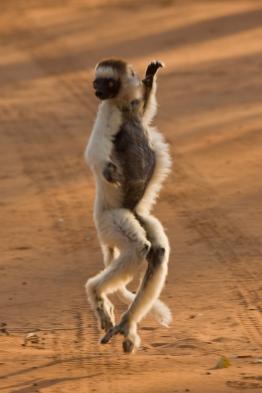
(0, 0, 262, 392)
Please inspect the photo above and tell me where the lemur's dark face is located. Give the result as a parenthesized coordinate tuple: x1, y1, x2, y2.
(93, 77, 121, 100)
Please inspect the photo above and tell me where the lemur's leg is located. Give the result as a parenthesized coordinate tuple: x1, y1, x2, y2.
(142, 60, 164, 121)
(116, 262, 171, 327)
(101, 214, 170, 352)
(85, 209, 151, 335)
(101, 243, 145, 304)
(101, 238, 171, 327)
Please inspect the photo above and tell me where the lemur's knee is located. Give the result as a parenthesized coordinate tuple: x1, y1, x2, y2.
(147, 245, 166, 268)
(85, 277, 101, 302)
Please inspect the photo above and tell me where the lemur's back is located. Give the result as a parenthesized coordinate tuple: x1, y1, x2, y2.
(112, 118, 156, 210)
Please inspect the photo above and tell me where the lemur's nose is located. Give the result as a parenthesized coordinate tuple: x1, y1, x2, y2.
(95, 90, 103, 98)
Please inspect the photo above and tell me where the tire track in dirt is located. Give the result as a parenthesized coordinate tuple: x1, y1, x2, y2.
(3, 104, 111, 368)
(171, 157, 262, 347)
(1, 5, 144, 383)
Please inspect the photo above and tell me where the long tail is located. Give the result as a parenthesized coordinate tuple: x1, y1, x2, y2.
(116, 286, 172, 327)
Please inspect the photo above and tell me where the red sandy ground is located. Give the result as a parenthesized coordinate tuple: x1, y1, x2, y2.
(0, 1, 261, 392)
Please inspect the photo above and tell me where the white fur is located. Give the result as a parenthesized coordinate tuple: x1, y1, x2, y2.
(85, 101, 123, 211)
(136, 127, 172, 215)
(95, 65, 117, 79)
(85, 63, 171, 350)
(143, 79, 158, 126)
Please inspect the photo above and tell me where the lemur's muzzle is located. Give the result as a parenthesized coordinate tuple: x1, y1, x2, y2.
(93, 78, 110, 100)
(93, 77, 121, 100)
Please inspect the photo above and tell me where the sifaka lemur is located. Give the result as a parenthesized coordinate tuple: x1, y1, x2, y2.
(84, 59, 171, 353)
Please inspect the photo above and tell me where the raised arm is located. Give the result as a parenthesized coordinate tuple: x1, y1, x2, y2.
(142, 60, 164, 124)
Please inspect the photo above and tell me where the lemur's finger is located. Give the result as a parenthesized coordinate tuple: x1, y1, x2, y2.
(145, 60, 165, 78)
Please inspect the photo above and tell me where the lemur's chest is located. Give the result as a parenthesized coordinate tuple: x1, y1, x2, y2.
(112, 119, 156, 209)
(113, 120, 155, 177)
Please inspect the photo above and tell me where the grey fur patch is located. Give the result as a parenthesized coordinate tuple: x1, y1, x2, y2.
(112, 118, 156, 210)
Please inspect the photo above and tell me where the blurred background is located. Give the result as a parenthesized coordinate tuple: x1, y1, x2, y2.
(0, 1, 261, 392)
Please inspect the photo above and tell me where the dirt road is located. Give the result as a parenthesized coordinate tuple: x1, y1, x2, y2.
(0, 1, 261, 392)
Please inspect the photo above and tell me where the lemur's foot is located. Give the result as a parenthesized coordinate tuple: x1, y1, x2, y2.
(100, 319, 128, 343)
(101, 317, 140, 353)
(96, 297, 115, 332)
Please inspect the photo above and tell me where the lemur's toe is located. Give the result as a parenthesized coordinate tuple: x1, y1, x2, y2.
(122, 338, 135, 353)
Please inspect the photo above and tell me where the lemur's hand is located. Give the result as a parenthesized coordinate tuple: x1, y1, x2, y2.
(145, 60, 164, 78)
(143, 60, 164, 87)
(103, 161, 122, 185)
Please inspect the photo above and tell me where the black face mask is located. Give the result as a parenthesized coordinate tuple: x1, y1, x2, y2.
(93, 77, 121, 100)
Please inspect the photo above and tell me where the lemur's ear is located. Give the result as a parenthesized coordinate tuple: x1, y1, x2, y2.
(145, 60, 165, 78)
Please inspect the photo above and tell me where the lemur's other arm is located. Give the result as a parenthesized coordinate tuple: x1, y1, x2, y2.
(142, 60, 164, 115)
